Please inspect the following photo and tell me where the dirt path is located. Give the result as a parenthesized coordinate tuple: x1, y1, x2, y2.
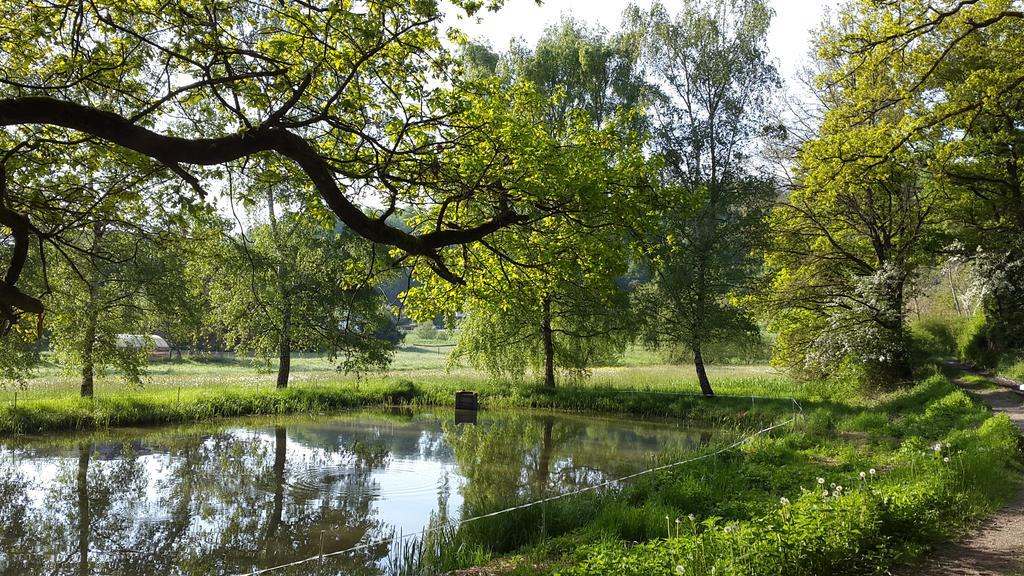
(906, 368, 1024, 576)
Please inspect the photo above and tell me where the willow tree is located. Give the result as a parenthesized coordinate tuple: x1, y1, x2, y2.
(408, 23, 650, 388)
(627, 0, 779, 396)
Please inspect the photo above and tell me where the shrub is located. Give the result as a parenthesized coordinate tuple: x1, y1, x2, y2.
(802, 408, 836, 438)
(896, 389, 984, 439)
(958, 313, 999, 367)
(412, 322, 441, 341)
(909, 316, 961, 360)
(374, 317, 406, 346)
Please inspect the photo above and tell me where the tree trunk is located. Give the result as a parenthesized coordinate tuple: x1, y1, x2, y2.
(883, 279, 914, 383)
(80, 298, 98, 398)
(693, 344, 714, 397)
(276, 300, 291, 389)
(691, 253, 713, 397)
(81, 223, 103, 398)
(541, 295, 555, 388)
(947, 267, 963, 316)
(77, 444, 91, 576)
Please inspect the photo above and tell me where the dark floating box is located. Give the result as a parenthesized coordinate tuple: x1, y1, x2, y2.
(455, 390, 478, 411)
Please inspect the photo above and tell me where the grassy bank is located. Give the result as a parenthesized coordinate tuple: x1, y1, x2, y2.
(0, 368, 792, 435)
(0, 344, 787, 435)
(4, 352, 1021, 576)
(393, 366, 1023, 576)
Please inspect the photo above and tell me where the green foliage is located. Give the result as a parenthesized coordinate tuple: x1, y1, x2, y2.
(538, 374, 1021, 576)
(46, 223, 164, 389)
(917, 308, 1024, 374)
(909, 316, 961, 360)
(894, 385, 986, 438)
(1, 355, 1019, 576)
(453, 296, 630, 385)
(655, 336, 771, 366)
(506, 17, 647, 127)
(0, 381, 430, 435)
(0, 318, 37, 387)
(146, 216, 225, 355)
(374, 317, 406, 346)
(767, 0, 1024, 382)
(997, 356, 1024, 383)
(0, 362, 790, 435)
(803, 408, 837, 438)
(0, 0, 619, 337)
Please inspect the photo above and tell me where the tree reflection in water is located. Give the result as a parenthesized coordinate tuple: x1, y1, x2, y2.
(442, 411, 717, 553)
(0, 410, 714, 575)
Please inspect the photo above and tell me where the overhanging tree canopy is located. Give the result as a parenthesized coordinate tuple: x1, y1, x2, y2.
(0, 0, 545, 328)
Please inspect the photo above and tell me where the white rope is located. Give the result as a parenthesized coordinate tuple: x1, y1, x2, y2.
(237, 395, 803, 576)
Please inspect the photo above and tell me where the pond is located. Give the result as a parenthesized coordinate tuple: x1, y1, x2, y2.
(0, 408, 715, 575)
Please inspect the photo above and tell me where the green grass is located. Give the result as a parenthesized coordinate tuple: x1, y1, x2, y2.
(0, 345, 789, 434)
(997, 355, 1024, 383)
(0, 369, 791, 436)
(389, 366, 1024, 576)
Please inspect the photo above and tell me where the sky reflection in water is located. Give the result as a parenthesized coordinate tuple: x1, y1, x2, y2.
(0, 409, 713, 575)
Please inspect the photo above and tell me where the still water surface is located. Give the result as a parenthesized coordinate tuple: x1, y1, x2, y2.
(0, 409, 712, 575)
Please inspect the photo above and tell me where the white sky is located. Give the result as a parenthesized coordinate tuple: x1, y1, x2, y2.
(445, 0, 841, 84)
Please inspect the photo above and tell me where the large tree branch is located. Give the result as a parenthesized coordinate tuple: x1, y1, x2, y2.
(0, 164, 44, 321)
(0, 96, 529, 290)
